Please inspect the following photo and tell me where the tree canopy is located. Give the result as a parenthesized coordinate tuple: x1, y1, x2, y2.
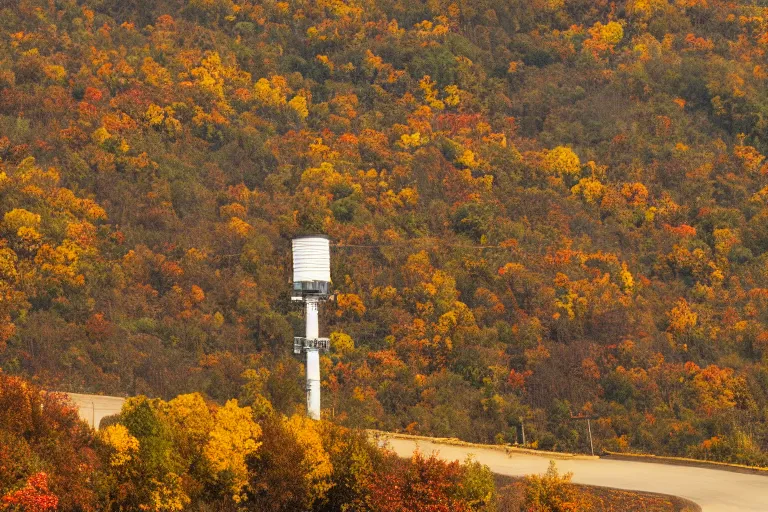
(1, 0, 768, 464)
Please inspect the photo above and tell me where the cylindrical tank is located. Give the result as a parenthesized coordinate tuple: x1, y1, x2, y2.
(292, 235, 331, 297)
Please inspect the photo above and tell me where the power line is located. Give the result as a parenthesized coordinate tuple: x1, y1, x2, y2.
(333, 241, 515, 250)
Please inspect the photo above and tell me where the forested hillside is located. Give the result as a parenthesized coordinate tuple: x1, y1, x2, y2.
(2, 0, 768, 464)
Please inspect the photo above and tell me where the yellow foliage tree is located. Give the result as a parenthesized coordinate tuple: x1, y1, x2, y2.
(330, 331, 355, 356)
(284, 415, 333, 504)
(619, 262, 634, 293)
(545, 146, 581, 177)
(240, 367, 275, 418)
(444, 85, 461, 107)
(204, 399, 262, 502)
(456, 149, 479, 169)
(524, 461, 593, 511)
(163, 393, 214, 452)
(92, 126, 112, 145)
(3, 208, 41, 233)
(289, 94, 309, 120)
(254, 76, 287, 108)
(668, 298, 697, 334)
(191, 52, 227, 100)
(99, 424, 140, 467)
(419, 75, 444, 110)
(627, 0, 669, 19)
(228, 217, 253, 238)
(43, 64, 67, 82)
(597, 21, 624, 45)
(148, 473, 190, 512)
(570, 177, 605, 203)
(141, 57, 173, 87)
(336, 292, 366, 317)
(399, 131, 424, 148)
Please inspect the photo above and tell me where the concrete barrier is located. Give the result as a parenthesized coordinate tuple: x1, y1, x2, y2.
(62, 392, 126, 429)
(368, 430, 599, 460)
(602, 450, 768, 476)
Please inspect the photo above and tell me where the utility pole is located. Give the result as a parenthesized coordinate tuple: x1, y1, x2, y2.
(571, 413, 597, 456)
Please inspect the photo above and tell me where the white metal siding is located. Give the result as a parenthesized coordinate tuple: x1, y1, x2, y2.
(292, 237, 331, 283)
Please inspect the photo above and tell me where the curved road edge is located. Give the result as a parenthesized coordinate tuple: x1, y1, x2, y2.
(379, 435, 768, 512)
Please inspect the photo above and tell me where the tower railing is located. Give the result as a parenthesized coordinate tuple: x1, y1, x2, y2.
(293, 337, 331, 354)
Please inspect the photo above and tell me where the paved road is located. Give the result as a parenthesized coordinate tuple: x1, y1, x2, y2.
(60, 393, 767, 511)
(385, 437, 768, 512)
(64, 392, 125, 429)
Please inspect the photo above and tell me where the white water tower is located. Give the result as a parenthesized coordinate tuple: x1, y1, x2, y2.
(291, 235, 331, 420)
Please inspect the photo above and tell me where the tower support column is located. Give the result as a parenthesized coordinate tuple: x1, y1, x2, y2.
(305, 298, 321, 420)
(306, 348, 321, 420)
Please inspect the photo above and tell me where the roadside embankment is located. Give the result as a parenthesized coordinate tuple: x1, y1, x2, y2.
(378, 433, 768, 511)
(368, 429, 598, 460)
